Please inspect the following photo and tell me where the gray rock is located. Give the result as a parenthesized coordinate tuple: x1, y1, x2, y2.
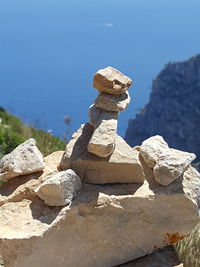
(94, 91, 130, 112)
(0, 138, 45, 180)
(60, 123, 145, 184)
(93, 66, 132, 95)
(140, 135, 169, 168)
(35, 169, 82, 206)
(88, 104, 118, 127)
(154, 149, 196, 186)
(88, 105, 118, 157)
(140, 135, 196, 186)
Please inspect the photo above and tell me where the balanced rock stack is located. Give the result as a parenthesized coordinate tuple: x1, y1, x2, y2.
(60, 67, 145, 184)
(88, 66, 131, 157)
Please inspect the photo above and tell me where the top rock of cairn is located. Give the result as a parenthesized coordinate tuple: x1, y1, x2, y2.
(93, 66, 132, 95)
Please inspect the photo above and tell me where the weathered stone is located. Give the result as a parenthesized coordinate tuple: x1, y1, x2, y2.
(140, 135, 169, 168)
(93, 66, 132, 95)
(140, 135, 196, 186)
(60, 123, 144, 184)
(117, 246, 182, 267)
(0, 162, 199, 267)
(88, 104, 118, 127)
(35, 169, 82, 206)
(154, 149, 196, 186)
(0, 138, 45, 180)
(94, 91, 130, 112)
(88, 105, 118, 157)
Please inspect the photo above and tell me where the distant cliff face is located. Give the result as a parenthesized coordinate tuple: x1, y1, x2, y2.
(125, 54, 200, 161)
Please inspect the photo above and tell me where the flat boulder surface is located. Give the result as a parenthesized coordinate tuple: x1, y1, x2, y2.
(60, 123, 145, 184)
(0, 157, 199, 267)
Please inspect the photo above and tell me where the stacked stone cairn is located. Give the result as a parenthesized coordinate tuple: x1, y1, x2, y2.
(60, 66, 145, 184)
(88, 66, 131, 157)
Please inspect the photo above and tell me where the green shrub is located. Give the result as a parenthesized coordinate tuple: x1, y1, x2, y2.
(0, 108, 66, 157)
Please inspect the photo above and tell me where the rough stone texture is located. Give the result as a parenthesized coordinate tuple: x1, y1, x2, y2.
(94, 91, 130, 112)
(35, 169, 82, 206)
(140, 135, 196, 186)
(125, 54, 200, 163)
(140, 135, 169, 168)
(0, 138, 45, 180)
(117, 246, 182, 267)
(88, 104, 118, 127)
(60, 123, 145, 184)
(154, 150, 196, 186)
(87, 105, 118, 157)
(175, 223, 200, 267)
(93, 66, 132, 95)
(0, 157, 199, 267)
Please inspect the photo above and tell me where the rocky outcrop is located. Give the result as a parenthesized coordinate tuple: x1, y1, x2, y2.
(35, 169, 82, 206)
(0, 151, 200, 267)
(0, 138, 45, 180)
(125, 54, 200, 162)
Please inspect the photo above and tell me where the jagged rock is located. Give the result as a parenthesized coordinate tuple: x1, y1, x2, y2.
(154, 149, 196, 186)
(60, 123, 145, 184)
(0, 156, 199, 267)
(139, 135, 196, 186)
(117, 246, 182, 267)
(94, 91, 130, 112)
(0, 138, 45, 180)
(93, 66, 132, 95)
(35, 169, 82, 206)
(140, 135, 169, 168)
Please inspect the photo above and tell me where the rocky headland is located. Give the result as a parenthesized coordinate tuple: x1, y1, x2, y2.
(125, 54, 200, 166)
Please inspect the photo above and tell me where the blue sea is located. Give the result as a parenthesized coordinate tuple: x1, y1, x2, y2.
(1, 0, 200, 139)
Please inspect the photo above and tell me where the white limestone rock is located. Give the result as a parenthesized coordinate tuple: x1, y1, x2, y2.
(94, 91, 130, 112)
(140, 135, 170, 168)
(0, 138, 45, 180)
(140, 135, 196, 186)
(35, 169, 82, 206)
(0, 163, 199, 267)
(154, 150, 196, 186)
(60, 123, 145, 184)
(93, 66, 132, 95)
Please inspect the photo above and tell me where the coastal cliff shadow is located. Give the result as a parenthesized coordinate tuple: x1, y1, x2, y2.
(29, 196, 62, 225)
(0, 171, 43, 197)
